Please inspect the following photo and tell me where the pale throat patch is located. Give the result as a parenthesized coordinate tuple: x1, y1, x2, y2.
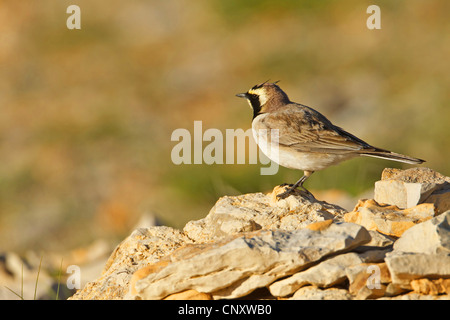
(248, 88, 268, 107)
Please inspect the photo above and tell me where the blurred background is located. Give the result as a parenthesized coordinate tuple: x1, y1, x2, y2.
(0, 0, 448, 257)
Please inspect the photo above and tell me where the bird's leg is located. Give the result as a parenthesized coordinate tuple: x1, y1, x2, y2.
(279, 183, 294, 187)
(277, 171, 314, 199)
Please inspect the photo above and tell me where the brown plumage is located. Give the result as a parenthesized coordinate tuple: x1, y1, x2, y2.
(236, 81, 425, 198)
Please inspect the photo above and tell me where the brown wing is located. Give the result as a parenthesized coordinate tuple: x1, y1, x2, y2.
(255, 104, 375, 154)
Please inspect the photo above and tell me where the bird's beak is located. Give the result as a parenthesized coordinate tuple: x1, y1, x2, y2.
(236, 92, 248, 99)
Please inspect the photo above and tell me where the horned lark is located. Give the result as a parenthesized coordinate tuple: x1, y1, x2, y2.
(236, 81, 425, 199)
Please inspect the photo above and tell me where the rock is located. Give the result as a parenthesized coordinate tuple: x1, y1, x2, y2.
(269, 252, 364, 297)
(163, 289, 213, 300)
(425, 189, 450, 216)
(393, 211, 450, 254)
(378, 293, 450, 300)
(128, 222, 370, 300)
(183, 186, 347, 243)
(0, 252, 55, 300)
(269, 249, 388, 298)
(344, 199, 435, 237)
(375, 180, 434, 209)
(384, 252, 450, 289)
(346, 263, 391, 299)
(290, 286, 353, 300)
(308, 189, 360, 212)
(354, 284, 387, 300)
(375, 168, 450, 213)
(354, 230, 395, 252)
(69, 226, 191, 300)
(384, 283, 408, 297)
(69, 168, 450, 300)
(410, 278, 450, 295)
(380, 167, 450, 184)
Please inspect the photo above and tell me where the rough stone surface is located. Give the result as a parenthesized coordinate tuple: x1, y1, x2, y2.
(68, 168, 450, 301)
(385, 252, 450, 289)
(378, 293, 450, 300)
(269, 252, 362, 297)
(69, 226, 191, 300)
(183, 186, 346, 243)
(393, 211, 450, 254)
(163, 289, 213, 300)
(410, 278, 450, 295)
(375, 167, 450, 213)
(344, 199, 435, 237)
(347, 262, 391, 299)
(128, 222, 370, 300)
(269, 251, 387, 297)
(354, 230, 395, 252)
(290, 286, 353, 300)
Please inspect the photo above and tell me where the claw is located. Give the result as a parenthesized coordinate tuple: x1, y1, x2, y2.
(276, 185, 315, 200)
(279, 183, 294, 187)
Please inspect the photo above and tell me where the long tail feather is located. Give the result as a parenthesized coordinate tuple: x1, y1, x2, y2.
(361, 150, 425, 165)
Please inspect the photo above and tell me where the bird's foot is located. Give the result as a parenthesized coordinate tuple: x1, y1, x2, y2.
(279, 183, 294, 188)
(276, 184, 314, 200)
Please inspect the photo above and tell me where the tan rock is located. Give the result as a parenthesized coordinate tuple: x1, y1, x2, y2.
(375, 167, 450, 213)
(269, 252, 364, 297)
(305, 219, 333, 231)
(70, 226, 191, 300)
(410, 278, 450, 295)
(385, 252, 450, 289)
(347, 263, 391, 299)
(354, 284, 387, 300)
(164, 289, 213, 300)
(344, 199, 435, 237)
(378, 293, 450, 300)
(69, 168, 450, 301)
(375, 180, 432, 209)
(385, 283, 408, 297)
(129, 260, 170, 297)
(129, 223, 370, 300)
(354, 230, 394, 252)
(290, 286, 353, 300)
(380, 167, 450, 184)
(393, 211, 450, 254)
(184, 186, 347, 243)
(424, 189, 450, 214)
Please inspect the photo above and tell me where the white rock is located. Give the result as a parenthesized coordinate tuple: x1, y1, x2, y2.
(393, 211, 450, 254)
(374, 180, 432, 209)
(269, 252, 364, 297)
(374, 167, 450, 213)
(290, 286, 353, 300)
(385, 251, 450, 289)
(183, 188, 347, 243)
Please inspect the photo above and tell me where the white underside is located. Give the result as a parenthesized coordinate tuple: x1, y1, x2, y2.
(252, 126, 355, 172)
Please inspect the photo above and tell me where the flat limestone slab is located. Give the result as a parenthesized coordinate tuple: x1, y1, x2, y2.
(129, 222, 370, 300)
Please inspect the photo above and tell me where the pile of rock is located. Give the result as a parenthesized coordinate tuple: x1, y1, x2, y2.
(69, 167, 450, 300)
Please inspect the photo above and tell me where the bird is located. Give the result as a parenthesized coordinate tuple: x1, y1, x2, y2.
(236, 81, 425, 199)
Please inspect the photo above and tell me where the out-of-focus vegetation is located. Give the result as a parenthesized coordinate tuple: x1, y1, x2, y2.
(0, 0, 448, 253)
